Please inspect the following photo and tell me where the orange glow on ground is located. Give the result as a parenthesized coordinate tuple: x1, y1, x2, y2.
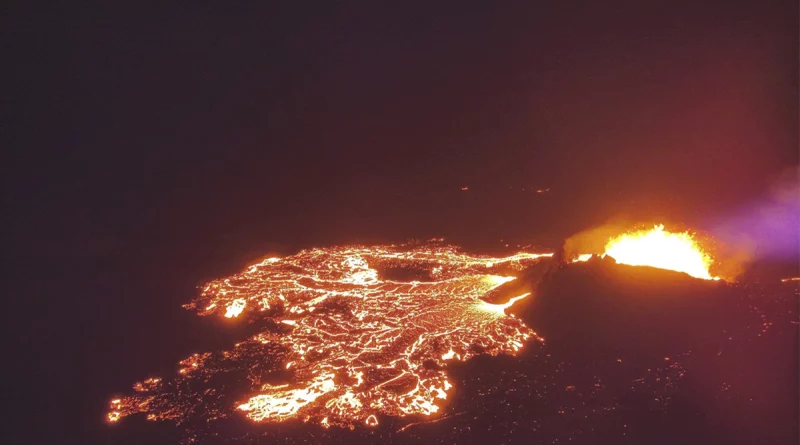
(107, 245, 550, 428)
(106, 226, 723, 429)
(603, 225, 717, 280)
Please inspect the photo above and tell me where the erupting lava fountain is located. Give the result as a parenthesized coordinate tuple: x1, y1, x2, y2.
(603, 224, 718, 280)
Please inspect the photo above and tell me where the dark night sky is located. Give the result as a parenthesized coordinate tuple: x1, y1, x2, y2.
(3, 1, 798, 444)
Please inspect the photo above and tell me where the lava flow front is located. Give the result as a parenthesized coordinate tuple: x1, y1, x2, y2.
(107, 245, 550, 429)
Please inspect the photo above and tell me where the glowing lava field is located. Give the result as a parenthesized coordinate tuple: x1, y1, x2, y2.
(105, 226, 797, 444)
(108, 246, 550, 428)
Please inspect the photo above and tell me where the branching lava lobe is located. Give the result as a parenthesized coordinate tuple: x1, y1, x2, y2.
(107, 245, 551, 428)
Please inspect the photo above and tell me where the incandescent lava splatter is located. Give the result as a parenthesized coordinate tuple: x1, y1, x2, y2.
(603, 225, 717, 280)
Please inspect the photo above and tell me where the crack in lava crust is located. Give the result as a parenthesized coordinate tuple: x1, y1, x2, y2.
(108, 245, 550, 428)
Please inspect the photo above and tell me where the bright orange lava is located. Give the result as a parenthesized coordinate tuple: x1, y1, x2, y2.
(603, 225, 717, 280)
(107, 245, 550, 428)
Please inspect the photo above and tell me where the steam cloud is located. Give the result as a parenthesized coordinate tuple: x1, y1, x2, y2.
(709, 166, 800, 277)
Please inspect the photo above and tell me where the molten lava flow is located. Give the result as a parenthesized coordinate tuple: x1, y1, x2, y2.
(603, 225, 716, 280)
(107, 245, 551, 429)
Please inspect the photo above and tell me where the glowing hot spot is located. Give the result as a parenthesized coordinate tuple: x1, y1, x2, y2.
(604, 225, 717, 280)
(224, 299, 247, 318)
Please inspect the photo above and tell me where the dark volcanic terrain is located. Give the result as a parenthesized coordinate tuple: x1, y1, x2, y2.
(101, 258, 798, 445)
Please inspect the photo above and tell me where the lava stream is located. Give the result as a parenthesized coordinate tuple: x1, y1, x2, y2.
(107, 245, 551, 428)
